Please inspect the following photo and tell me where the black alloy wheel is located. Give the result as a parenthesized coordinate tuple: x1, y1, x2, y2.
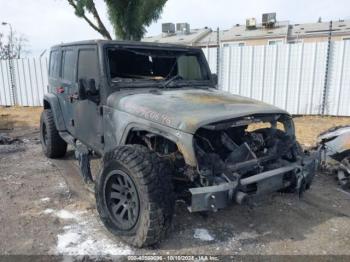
(104, 170, 140, 231)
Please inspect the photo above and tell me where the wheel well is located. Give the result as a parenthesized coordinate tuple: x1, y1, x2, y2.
(43, 100, 51, 109)
(125, 129, 198, 182)
(125, 129, 179, 155)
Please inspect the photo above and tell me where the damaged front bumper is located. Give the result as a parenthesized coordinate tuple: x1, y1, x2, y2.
(188, 156, 316, 212)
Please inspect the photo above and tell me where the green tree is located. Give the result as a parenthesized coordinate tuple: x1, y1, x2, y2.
(67, 0, 112, 39)
(67, 0, 167, 41)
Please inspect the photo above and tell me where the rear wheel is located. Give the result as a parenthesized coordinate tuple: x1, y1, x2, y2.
(40, 109, 67, 158)
(95, 145, 175, 247)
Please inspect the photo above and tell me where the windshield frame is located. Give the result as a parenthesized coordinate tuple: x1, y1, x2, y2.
(103, 43, 213, 89)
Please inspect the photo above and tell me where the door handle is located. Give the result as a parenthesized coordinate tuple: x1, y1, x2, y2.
(56, 86, 65, 94)
(69, 93, 79, 103)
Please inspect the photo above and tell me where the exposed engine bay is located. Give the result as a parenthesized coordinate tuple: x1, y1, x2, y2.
(128, 114, 316, 212)
(193, 114, 301, 187)
(186, 114, 315, 212)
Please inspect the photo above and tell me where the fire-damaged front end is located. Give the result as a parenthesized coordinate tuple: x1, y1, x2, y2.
(187, 113, 315, 212)
(111, 89, 316, 213)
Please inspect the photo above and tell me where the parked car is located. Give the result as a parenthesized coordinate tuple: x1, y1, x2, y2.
(40, 40, 316, 247)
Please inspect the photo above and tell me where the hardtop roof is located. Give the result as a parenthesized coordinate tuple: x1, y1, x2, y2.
(50, 39, 201, 51)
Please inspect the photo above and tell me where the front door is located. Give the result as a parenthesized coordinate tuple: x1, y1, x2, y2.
(73, 46, 103, 152)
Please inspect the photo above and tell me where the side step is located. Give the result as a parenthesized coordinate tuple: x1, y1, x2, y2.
(59, 131, 94, 186)
(59, 131, 76, 147)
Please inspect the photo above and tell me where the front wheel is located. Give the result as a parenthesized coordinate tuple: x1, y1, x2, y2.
(95, 145, 175, 247)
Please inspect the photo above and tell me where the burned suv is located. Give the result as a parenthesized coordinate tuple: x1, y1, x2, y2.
(40, 40, 315, 247)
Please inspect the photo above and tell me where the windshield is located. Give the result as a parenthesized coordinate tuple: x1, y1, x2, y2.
(106, 47, 210, 85)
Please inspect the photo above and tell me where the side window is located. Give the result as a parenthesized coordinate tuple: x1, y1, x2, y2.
(61, 49, 76, 82)
(49, 50, 60, 78)
(78, 49, 98, 82)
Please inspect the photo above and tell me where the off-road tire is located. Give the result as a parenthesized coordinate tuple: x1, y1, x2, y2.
(95, 145, 175, 247)
(40, 109, 67, 158)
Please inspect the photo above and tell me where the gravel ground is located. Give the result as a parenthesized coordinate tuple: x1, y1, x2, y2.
(1, 127, 350, 257)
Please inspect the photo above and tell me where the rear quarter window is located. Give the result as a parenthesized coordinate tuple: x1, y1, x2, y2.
(49, 50, 60, 78)
(61, 49, 76, 82)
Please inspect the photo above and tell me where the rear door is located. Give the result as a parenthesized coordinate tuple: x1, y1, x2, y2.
(59, 47, 78, 135)
(48, 48, 63, 111)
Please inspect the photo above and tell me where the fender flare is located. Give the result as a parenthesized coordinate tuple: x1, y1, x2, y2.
(43, 93, 66, 131)
(120, 123, 197, 167)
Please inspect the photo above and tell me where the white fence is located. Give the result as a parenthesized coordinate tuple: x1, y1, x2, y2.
(216, 43, 329, 115)
(1, 41, 350, 116)
(0, 57, 48, 107)
(203, 41, 350, 116)
(327, 41, 350, 116)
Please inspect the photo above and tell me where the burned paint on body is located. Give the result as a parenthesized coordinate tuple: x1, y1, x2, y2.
(102, 104, 198, 166)
(318, 126, 350, 154)
(107, 88, 287, 134)
(317, 126, 350, 189)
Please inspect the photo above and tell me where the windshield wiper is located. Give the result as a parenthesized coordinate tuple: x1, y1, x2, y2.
(162, 75, 183, 88)
(112, 77, 160, 84)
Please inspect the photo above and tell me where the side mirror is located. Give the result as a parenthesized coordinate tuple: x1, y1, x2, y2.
(78, 78, 99, 103)
(211, 73, 218, 87)
(86, 79, 98, 96)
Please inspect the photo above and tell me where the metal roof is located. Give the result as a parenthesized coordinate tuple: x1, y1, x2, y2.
(196, 22, 289, 46)
(221, 21, 289, 41)
(290, 19, 350, 38)
(142, 28, 211, 45)
(144, 22, 290, 47)
(143, 19, 350, 47)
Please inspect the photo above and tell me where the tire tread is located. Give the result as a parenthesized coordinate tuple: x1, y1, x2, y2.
(40, 109, 67, 158)
(96, 144, 175, 247)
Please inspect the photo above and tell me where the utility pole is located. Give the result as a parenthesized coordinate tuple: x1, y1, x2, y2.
(216, 27, 220, 87)
(2, 22, 17, 105)
(321, 20, 332, 115)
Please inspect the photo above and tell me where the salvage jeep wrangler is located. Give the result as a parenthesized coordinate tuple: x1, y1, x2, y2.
(40, 40, 315, 247)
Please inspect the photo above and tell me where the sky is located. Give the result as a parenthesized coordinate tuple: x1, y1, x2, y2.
(0, 0, 349, 56)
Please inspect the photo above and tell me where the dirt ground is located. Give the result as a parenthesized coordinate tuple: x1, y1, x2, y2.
(1, 107, 350, 257)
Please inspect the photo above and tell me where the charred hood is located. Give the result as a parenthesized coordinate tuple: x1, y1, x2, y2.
(107, 88, 288, 134)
